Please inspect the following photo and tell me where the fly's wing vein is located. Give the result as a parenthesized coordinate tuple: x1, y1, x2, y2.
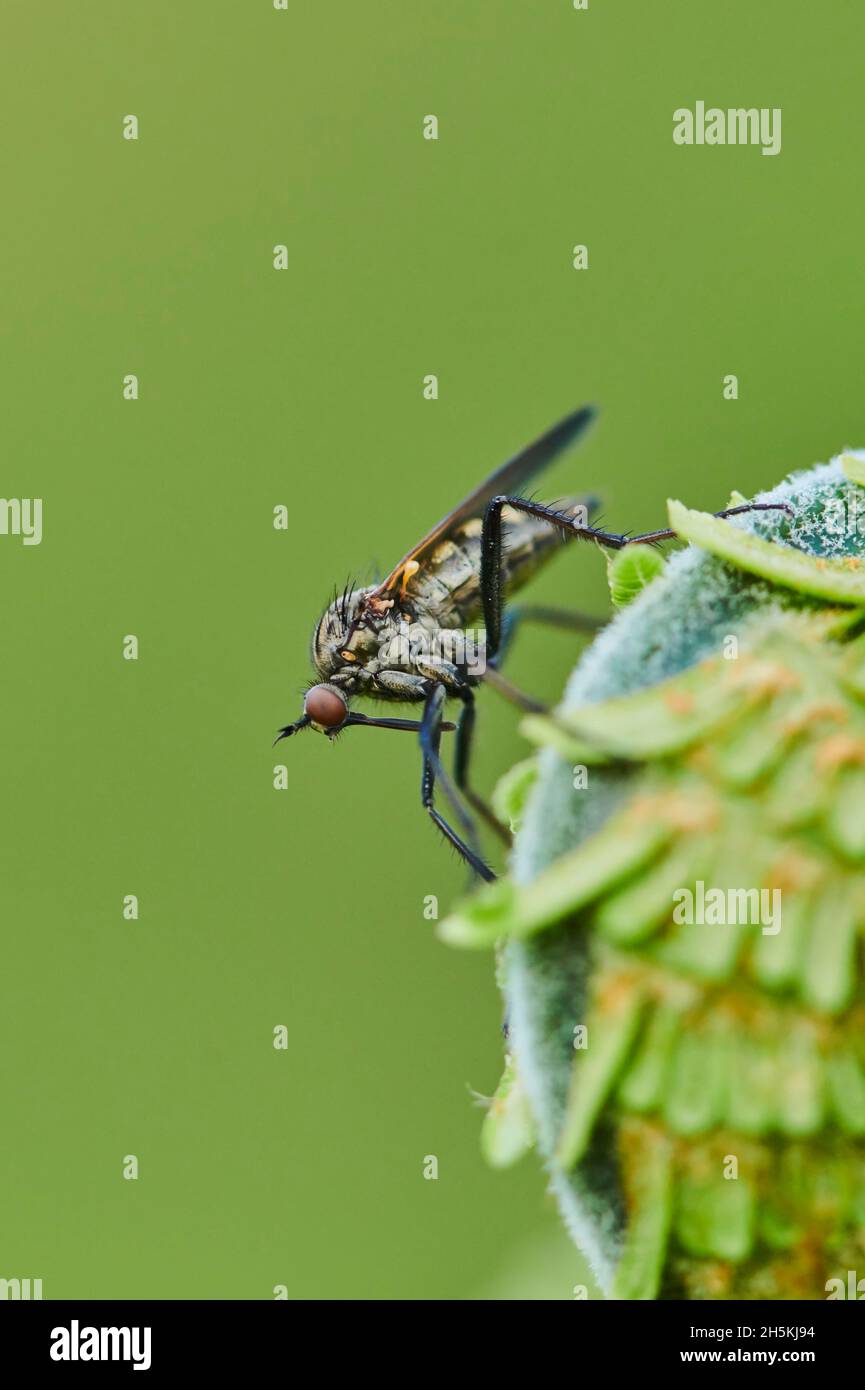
(372, 405, 597, 597)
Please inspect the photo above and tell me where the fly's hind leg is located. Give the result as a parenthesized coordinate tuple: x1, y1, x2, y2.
(624, 501, 794, 547)
(481, 494, 793, 660)
(480, 497, 615, 661)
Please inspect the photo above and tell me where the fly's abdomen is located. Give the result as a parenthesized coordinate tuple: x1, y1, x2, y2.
(408, 503, 583, 628)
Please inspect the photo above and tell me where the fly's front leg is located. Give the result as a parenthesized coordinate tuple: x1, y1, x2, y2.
(420, 683, 495, 882)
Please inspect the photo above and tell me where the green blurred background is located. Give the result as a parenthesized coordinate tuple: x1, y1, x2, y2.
(1, 0, 864, 1299)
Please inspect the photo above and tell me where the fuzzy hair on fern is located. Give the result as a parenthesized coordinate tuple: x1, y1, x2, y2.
(441, 450, 865, 1300)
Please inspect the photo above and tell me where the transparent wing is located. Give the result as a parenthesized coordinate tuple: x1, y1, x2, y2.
(372, 405, 597, 596)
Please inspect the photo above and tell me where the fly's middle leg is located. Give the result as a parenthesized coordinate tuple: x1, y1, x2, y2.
(480, 605, 600, 714)
(453, 687, 512, 848)
(419, 682, 495, 882)
(497, 604, 603, 662)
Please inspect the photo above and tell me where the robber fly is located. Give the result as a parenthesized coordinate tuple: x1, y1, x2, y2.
(276, 407, 790, 881)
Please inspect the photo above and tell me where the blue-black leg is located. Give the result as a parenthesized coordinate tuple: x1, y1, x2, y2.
(453, 686, 511, 847)
(420, 682, 495, 882)
(480, 495, 792, 662)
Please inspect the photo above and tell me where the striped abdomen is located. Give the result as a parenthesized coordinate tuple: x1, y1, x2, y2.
(406, 501, 585, 629)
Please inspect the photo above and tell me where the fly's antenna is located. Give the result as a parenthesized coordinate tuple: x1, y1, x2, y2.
(273, 714, 311, 745)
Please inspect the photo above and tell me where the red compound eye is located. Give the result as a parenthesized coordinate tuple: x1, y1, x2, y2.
(304, 685, 348, 729)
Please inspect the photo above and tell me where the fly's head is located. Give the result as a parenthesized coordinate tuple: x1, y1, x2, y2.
(310, 583, 379, 683)
(274, 680, 352, 744)
(274, 583, 386, 744)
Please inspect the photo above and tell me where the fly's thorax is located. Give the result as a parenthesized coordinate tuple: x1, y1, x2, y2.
(374, 605, 487, 677)
(376, 609, 438, 670)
